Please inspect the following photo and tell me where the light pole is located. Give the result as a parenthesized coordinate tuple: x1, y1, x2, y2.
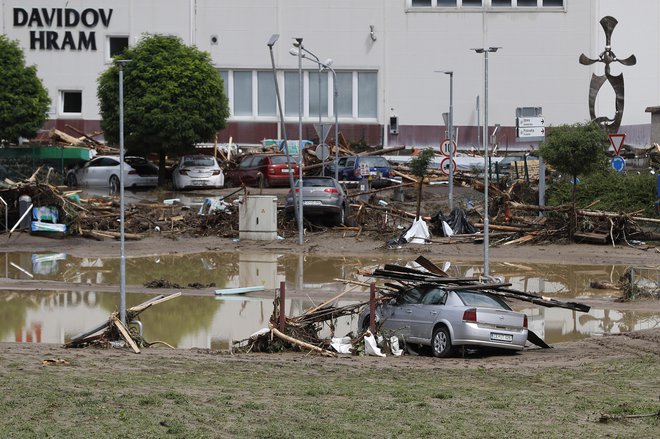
(435, 70, 454, 210)
(116, 58, 131, 324)
(471, 47, 500, 278)
(294, 37, 304, 245)
(267, 34, 300, 232)
(289, 47, 339, 180)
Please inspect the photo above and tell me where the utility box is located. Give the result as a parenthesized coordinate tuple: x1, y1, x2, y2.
(239, 195, 278, 241)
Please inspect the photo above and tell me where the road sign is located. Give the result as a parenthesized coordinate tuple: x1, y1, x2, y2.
(517, 117, 545, 127)
(440, 139, 457, 157)
(517, 127, 545, 138)
(440, 157, 456, 175)
(313, 123, 332, 144)
(315, 143, 330, 161)
(610, 155, 625, 173)
(608, 133, 625, 155)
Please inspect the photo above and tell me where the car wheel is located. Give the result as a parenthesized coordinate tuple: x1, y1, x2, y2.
(109, 175, 120, 193)
(334, 204, 346, 226)
(66, 173, 77, 187)
(431, 326, 454, 358)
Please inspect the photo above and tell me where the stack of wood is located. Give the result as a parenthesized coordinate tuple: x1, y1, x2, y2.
(48, 126, 117, 155)
(66, 293, 181, 352)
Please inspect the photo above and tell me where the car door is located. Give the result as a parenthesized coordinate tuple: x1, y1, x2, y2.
(235, 156, 254, 185)
(408, 288, 448, 343)
(343, 157, 356, 180)
(382, 288, 424, 341)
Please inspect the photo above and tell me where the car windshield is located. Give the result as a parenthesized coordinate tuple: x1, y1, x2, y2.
(455, 291, 509, 309)
(421, 288, 447, 305)
(360, 157, 389, 167)
(182, 157, 215, 167)
(398, 288, 424, 304)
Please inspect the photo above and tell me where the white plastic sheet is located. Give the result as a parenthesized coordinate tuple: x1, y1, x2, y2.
(403, 218, 430, 244)
(364, 332, 386, 357)
(330, 337, 353, 354)
(390, 336, 403, 357)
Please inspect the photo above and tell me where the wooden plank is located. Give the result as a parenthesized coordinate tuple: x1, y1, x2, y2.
(112, 315, 141, 353)
(415, 256, 448, 277)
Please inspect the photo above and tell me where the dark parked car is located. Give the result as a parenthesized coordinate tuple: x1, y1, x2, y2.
(225, 154, 298, 188)
(284, 177, 349, 226)
(359, 285, 528, 357)
(326, 156, 392, 186)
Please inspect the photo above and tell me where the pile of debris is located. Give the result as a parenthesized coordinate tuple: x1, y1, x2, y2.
(233, 256, 590, 357)
(66, 293, 181, 352)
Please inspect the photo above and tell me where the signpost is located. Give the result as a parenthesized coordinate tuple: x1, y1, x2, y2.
(440, 157, 456, 176)
(608, 133, 625, 155)
(610, 155, 625, 173)
(515, 108, 545, 142)
(440, 138, 457, 157)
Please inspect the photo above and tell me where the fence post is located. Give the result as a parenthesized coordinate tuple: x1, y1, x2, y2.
(369, 282, 376, 334)
(279, 281, 286, 332)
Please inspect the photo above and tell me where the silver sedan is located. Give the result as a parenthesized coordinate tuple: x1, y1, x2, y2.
(172, 155, 224, 190)
(360, 286, 528, 357)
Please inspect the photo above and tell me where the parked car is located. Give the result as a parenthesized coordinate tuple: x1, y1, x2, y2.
(326, 155, 392, 186)
(172, 155, 224, 190)
(284, 177, 349, 226)
(359, 285, 528, 357)
(225, 154, 298, 188)
(66, 155, 158, 189)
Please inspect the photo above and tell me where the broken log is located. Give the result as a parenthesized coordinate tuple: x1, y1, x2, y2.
(269, 325, 337, 357)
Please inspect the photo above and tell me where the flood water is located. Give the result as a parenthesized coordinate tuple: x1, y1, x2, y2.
(1, 251, 658, 349)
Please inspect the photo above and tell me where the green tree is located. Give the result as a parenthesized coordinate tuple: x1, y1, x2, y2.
(97, 34, 229, 184)
(538, 121, 609, 236)
(0, 36, 50, 145)
(410, 148, 435, 219)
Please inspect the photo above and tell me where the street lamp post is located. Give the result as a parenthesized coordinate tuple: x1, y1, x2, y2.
(289, 47, 338, 180)
(435, 70, 454, 210)
(267, 35, 299, 231)
(116, 59, 130, 324)
(471, 47, 500, 278)
(294, 38, 304, 245)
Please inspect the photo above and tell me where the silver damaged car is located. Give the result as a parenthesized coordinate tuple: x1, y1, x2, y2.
(359, 285, 528, 357)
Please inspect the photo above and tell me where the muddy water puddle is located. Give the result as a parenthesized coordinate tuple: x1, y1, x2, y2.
(1, 251, 658, 348)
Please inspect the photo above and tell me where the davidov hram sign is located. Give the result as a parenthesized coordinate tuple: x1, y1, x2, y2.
(13, 7, 113, 51)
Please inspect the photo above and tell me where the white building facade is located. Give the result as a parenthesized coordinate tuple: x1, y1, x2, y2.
(1, 0, 658, 149)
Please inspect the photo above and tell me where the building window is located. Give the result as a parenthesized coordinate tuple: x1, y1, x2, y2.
(358, 72, 377, 118)
(233, 71, 252, 116)
(61, 91, 82, 115)
(257, 71, 276, 116)
(335, 72, 353, 118)
(408, 0, 564, 9)
(284, 72, 300, 117)
(218, 69, 377, 120)
(107, 36, 128, 60)
(309, 71, 329, 117)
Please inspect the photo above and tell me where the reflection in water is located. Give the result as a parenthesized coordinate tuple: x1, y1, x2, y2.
(1, 252, 658, 348)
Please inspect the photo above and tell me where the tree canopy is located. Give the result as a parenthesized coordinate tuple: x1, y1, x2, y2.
(538, 122, 609, 181)
(0, 35, 50, 145)
(97, 34, 229, 180)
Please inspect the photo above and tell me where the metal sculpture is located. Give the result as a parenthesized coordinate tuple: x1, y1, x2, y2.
(579, 16, 636, 133)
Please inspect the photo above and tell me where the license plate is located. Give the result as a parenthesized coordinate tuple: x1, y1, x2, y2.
(303, 200, 322, 206)
(490, 333, 513, 342)
(281, 169, 292, 173)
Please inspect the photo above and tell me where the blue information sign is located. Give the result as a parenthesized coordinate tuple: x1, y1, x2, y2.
(610, 155, 625, 173)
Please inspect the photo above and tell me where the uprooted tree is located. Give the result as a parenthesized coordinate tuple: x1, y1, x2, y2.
(0, 35, 50, 146)
(97, 34, 230, 185)
(538, 121, 609, 236)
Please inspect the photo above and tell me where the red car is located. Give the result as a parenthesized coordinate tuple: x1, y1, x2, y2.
(225, 154, 299, 187)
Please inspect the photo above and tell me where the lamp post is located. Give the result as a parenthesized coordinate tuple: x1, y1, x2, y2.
(116, 58, 131, 324)
(289, 47, 339, 180)
(435, 70, 454, 210)
(267, 34, 299, 231)
(471, 47, 500, 278)
(294, 37, 304, 245)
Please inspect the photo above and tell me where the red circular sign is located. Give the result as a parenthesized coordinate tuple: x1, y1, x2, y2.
(440, 139, 457, 157)
(440, 157, 456, 175)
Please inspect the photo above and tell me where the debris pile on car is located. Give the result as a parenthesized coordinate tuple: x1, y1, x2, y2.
(232, 256, 591, 357)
